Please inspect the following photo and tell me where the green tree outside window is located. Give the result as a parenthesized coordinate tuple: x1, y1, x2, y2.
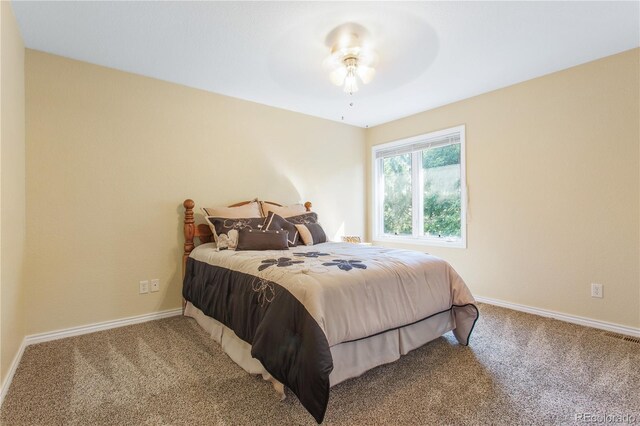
(382, 144, 461, 238)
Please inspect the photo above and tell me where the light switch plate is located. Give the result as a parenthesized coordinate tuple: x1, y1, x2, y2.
(150, 279, 160, 293)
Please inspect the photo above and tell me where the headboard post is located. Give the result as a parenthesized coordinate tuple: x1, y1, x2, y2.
(304, 201, 312, 212)
(183, 199, 195, 278)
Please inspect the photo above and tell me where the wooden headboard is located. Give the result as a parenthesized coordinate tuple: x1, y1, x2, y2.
(182, 198, 312, 276)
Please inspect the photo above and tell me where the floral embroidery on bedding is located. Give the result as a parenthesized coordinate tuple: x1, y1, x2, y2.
(293, 251, 329, 258)
(257, 254, 366, 273)
(286, 213, 318, 225)
(322, 259, 367, 271)
(258, 257, 304, 271)
(251, 277, 275, 306)
(223, 218, 260, 230)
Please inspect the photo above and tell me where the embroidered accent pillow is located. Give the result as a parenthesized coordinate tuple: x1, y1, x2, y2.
(286, 212, 318, 225)
(205, 216, 265, 250)
(260, 201, 308, 218)
(295, 223, 327, 246)
(262, 211, 299, 246)
(236, 229, 289, 251)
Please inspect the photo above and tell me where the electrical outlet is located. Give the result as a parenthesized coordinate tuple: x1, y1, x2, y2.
(591, 283, 603, 298)
(150, 279, 160, 293)
(139, 280, 149, 294)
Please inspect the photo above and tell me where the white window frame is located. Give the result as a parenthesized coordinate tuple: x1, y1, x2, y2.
(372, 125, 467, 248)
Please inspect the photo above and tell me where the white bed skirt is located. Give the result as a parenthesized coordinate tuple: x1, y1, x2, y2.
(184, 301, 455, 396)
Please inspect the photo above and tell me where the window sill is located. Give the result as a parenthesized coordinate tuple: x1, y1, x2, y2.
(373, 235, 466, 249)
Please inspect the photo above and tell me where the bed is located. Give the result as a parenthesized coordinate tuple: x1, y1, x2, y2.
(181, 199, 479, 423)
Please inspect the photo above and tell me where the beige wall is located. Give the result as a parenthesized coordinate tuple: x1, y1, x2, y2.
(20, 47, 640, 335)
(366, 48, 640, 328)
(0, 1, 26, 384)
(25, 51, 365, 334)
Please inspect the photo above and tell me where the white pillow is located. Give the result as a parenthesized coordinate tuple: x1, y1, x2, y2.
(202, 200, 262, 218)
(260, 201, 307, 218)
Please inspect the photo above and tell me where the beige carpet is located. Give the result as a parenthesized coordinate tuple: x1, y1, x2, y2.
(2, 304, 639, 425)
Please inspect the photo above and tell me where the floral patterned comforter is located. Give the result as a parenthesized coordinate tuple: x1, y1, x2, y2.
(183, 242, 478, 423)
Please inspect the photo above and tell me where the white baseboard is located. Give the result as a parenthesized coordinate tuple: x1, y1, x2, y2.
(3, 300, 637, 407)
(475, 296, 640, 338)
(0, 338, 26, 407)
(24, 308, 182, 345)
(0, 308, 182, 407)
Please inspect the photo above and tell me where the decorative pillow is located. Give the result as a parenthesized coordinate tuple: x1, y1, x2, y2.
(295, 223, 327, 246)
(260, 201, 308, 218)
(286, 212, 318, 225)
(236, 229, 289, 251)
(215, 229, 238, 251)
(262, 212, 299, 247)
(205, 216, 265, 250)
(202, 200, 262, 218)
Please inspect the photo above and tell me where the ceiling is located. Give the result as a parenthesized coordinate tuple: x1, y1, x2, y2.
(11, 1, 640, 128)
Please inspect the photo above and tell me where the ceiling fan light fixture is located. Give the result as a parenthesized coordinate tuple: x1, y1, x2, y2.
(324, 27, 377, 94)
(343, 68, 359, 94)
(356, 65, 375, 85)
(329, 67, 348, 86)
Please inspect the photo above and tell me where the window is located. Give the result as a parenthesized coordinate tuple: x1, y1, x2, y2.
(372, 125, 466, 248)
